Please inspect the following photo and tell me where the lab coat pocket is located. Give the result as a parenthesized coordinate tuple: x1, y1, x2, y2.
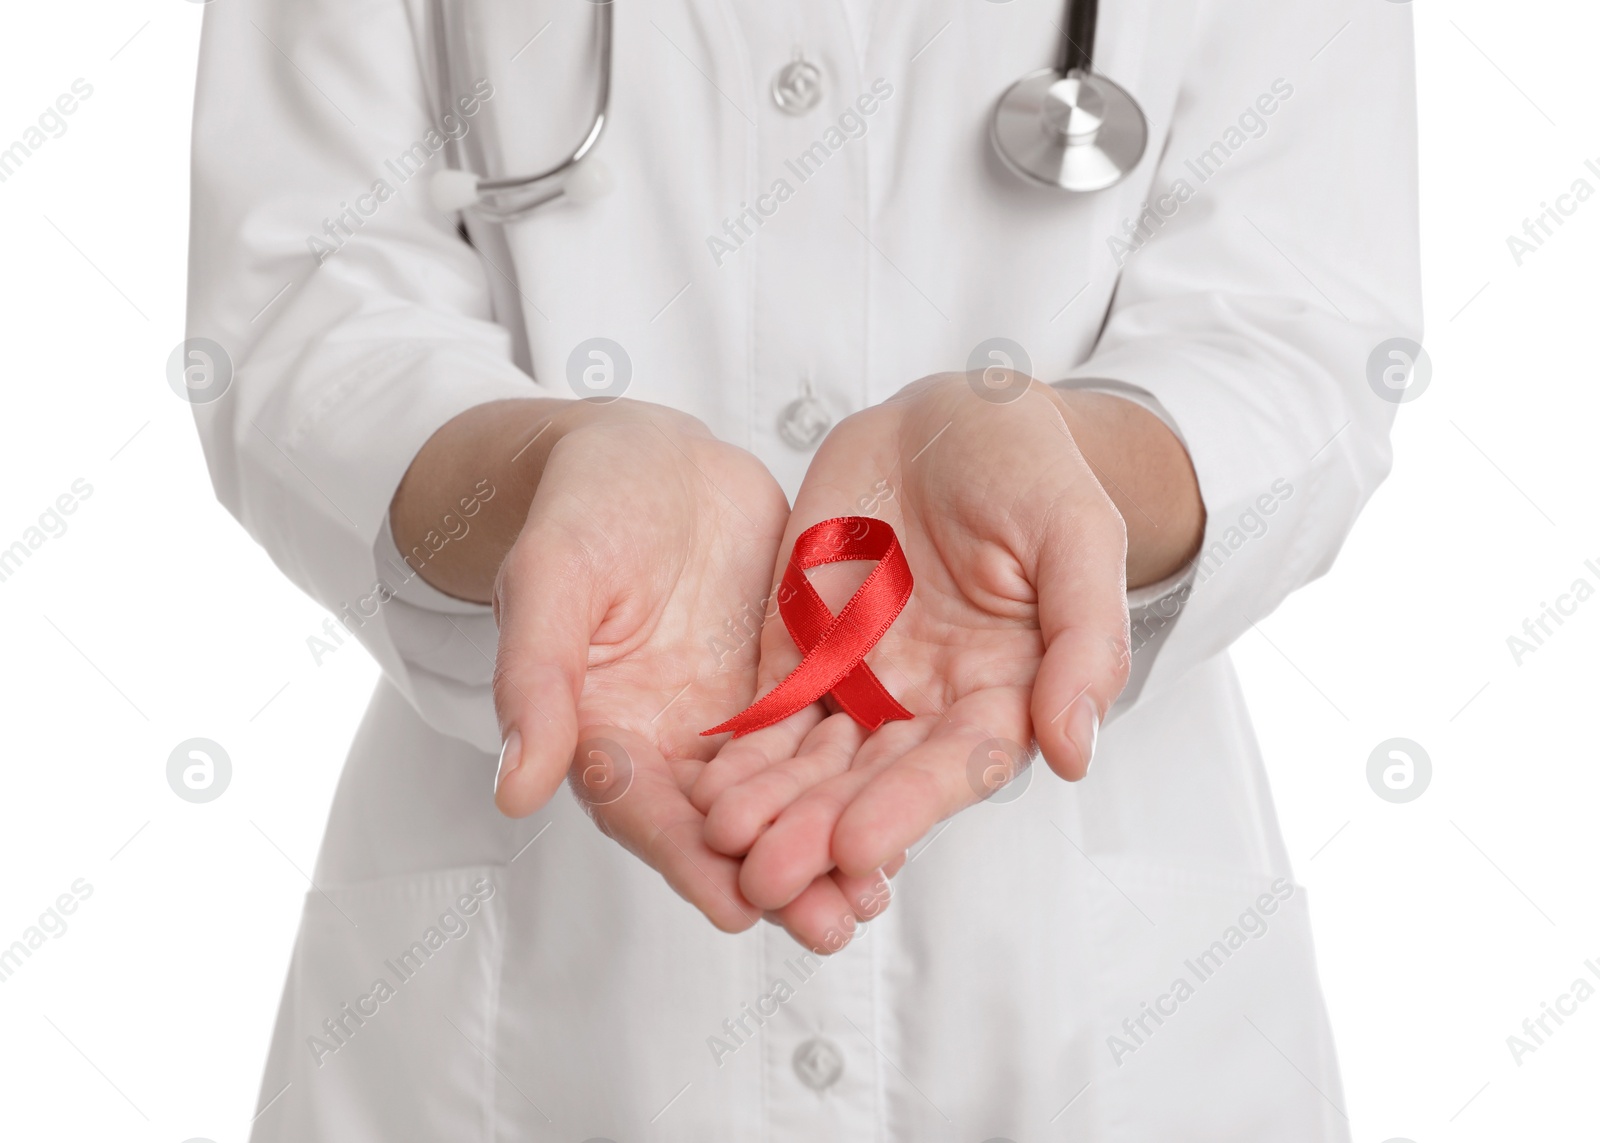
(249, 864, 508, 1143)
(1085, 862, 1348, 1143)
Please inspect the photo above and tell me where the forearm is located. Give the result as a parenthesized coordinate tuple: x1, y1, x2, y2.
(388, 398, 581, 603)
(1051, 388, 1205, 590)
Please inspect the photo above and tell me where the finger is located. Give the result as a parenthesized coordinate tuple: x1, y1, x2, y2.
(576, 727, 761, 934)
(491, 530, 608, 816)
(767, 863, 896, 955)
(770, 875, 868, 954)
(830, 866, 892, 922)
(688, 704, 829, 817)
(831, 696, 1025, 877)
(688, 532, 838, 817)
(1030, 512, 1131, 782)
(738, 785, 851, 912)
(739, 718, 929, 910)
(700, 714, 861, 857)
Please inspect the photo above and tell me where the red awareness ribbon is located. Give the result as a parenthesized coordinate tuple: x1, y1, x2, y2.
(702, 516, 915, 738)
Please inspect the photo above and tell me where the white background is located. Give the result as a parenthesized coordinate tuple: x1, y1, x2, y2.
(1, 0, 1596, 1139)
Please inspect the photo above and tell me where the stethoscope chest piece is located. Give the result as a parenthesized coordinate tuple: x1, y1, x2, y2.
(990, 67, 1148, 193)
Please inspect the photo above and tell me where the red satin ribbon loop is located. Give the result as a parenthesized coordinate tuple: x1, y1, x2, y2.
(702, 516, 914, 738)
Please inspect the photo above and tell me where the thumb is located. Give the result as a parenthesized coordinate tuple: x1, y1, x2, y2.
(1030, 510, 1131, 782)
(490, 535, 603, 817)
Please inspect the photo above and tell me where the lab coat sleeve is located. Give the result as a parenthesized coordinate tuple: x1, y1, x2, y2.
(186, 0, 545, 752)
(1061, 0, 1423, 713)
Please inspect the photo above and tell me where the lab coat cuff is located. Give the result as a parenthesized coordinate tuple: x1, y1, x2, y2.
(364, 515, 501, 755)
(245, 343, 539, 752)
(1050, 376, 1197, 713)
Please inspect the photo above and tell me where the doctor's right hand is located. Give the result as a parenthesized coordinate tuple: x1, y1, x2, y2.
(392, 397, 895, 942)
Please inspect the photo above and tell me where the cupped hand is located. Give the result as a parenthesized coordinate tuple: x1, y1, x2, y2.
(489, 400, 893, 944)
(692, 373, 1134, 915)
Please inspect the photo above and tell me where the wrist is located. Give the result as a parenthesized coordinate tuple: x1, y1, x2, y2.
(1051, 386, 1205, 590)
(389, 396, 695, 604)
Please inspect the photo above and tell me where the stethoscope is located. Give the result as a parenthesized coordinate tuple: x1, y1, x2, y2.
(990, 0, 1149, 192)
(430, 0, 1147, 218)
(430, 0, 616, 218)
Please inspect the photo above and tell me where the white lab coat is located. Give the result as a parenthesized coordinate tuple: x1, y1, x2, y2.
(187, 0, 1421, 1138)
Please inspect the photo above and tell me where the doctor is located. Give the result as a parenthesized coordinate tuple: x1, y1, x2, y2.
(187, 0, 1420, 1139)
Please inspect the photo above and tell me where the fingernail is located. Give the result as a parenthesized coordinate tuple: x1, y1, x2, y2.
(495, 729, 523, 797)
(1067, 695, 1100, 777)
(859, 870, 891, 918)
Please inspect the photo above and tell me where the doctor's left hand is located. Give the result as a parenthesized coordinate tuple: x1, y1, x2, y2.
(692, 374, 1201, 915)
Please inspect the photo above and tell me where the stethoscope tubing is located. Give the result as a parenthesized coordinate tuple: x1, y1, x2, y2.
(1059, 0, 1099, 74)
(442, 0, 1144, 218)
(467, 0, 613, 218)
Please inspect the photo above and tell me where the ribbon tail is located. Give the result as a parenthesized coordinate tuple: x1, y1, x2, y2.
(700, 657, 846, 737)
(826, 661, 915, 731)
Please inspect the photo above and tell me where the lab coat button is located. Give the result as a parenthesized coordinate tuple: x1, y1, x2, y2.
(777, 393, 832, 450)
(772, 55, 823, 115)
(792, 1037, 845, 1090)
